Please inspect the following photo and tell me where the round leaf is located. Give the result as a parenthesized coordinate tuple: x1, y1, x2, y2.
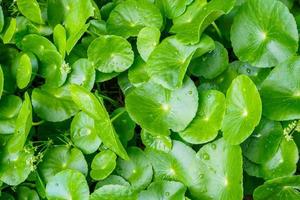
(260, 56, 300, 121)
(146, 140, 202, 199)
(180, 90, 225, 144)
(17, 186, 39, 200)
(32, 86, 78, 122)
(231, 0, 298, 67)
(190, 41, 229, 79)
(67, 58, 95, 91)
(90, 150, 117, 181)
(137, 27, 160, 61)
(38, 146, 88, 183)
(116, 147, 153, 191)
(155, 0, 191, 19)
(245, 138, 299, 180)
(70, 111, 101, 154)
(147, 35, 213, 89)
(125, 77, 198, 136)
(90, 184, 137, 200)
(46, 169, 89, 200)
(242, 118, 283, 164)
(253, 176, 300, 200)
(222, 75, 262, 145)
(170, 0, 235, 44)
(196, 138, 243, 200)
(138, 181, 186, 200)
(88, 35, 134, 73)
(107, 0, 163, 38)
(141, 129, 172, 153)
(0, 95, 22, 119)
(0, 148, 34, 186)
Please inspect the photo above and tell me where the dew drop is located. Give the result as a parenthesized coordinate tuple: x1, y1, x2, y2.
(202, 152, 210, 160)
(246, 68, 251, 74)
(165, 192, 170, 196)
(211, 143, 216, 149)
(188, 90, 193, 95)
(199, 174, 204, 179)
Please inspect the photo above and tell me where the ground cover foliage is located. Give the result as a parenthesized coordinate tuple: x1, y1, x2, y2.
(0, 0, 300, 199)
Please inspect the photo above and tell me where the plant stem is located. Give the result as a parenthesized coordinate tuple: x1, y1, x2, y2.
(111, 109, 126, 122)
(32, 120, 45, 126)
(212, 22, 222, 39)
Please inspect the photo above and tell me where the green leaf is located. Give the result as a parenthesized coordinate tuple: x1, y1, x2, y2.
(111, 108, 136, 146)
(242, 118, 283, 164)
(0, 147, 34, 186)
(0, 6, 4, 33)
(17, 186, 39, 200)
(260, 56, 300, 121)
(190, 41, 229, 79)
(20, 34, 67, 88)
(69, 84, 128, 159)
(147, 35, 214, 89)
(95, 175, 130, 189)
(53, 24, 66, 58)
(47, 0, 94, 53)
(196, 138, 243, 200)
(20, 34, 57, 57)
(38, 146, 88, 183)
(222, 75, 262, 145)
(155, 0, 191, 19)
(253, 176, 300, 200)
(67, 58, 95, 91)
(137, 27, 160, 62)
(0, 95, 22, 119)
(107, 0, 163, 38)
(116, 147, 153, 191)
(95, 71, 120, 83)
(46, 169, 89, 200)
(141, 129, 172, 153)
(231, 0, 298, 67)
(70, 111, 101, 154)
(179, 90, 225, 144)
(146, 140, 202, 199)
(0, 65, 3, 99)
(63, 0, 93, 37)
(66, 23, 90, 54)
(88, 35, 134, 73)
(138, 181, 186, 200)
(17, 0, 44, 24)
(16, 53, 32, 89)
(0, 95, 22, 135)
(244, 138, 299, 180)
(125, 77, 198, 136)
(6, 93, 32, 153)
(32, 86, 78, 122)
(90, 184, 138, 200)
(128, 57, 150, 87)
(171, 0, 236, 44)
(2, 18, 16, 44)
(90, 150, 117, 181)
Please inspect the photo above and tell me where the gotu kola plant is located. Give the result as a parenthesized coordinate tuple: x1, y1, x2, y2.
(0, 0, 300, 199)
